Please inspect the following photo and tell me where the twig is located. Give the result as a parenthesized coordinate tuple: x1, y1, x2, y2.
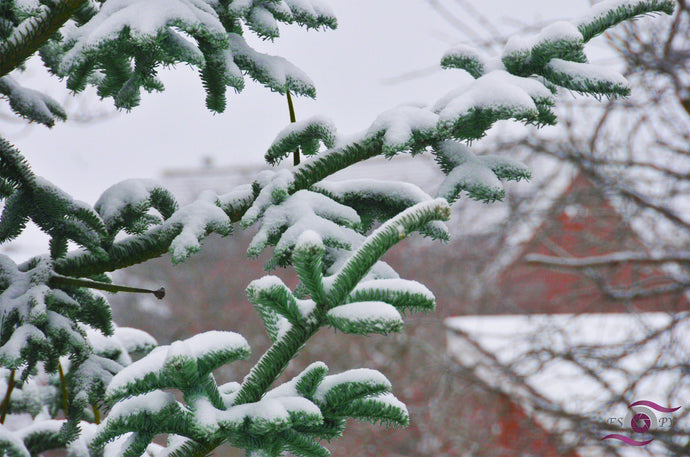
(58, 362, 68, 415)
(0, 369, 16, 423)
(286, 90, 300, 166)
(49, 274, 165, 299)
(525, 251, 690, 268)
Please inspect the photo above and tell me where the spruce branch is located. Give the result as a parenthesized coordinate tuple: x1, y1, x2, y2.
(0, 0, 88, 78)
(44, 0, 672, 278)
(328, 199, 451, 305)
(235, 199, 449, 406)
(575, 0, 675, 42)
(232, 324, 320, 405)
(54, 138, 385, 278)
(49, 274, 165, 299)
(291, 138, 383, 192)
(0, 370, 15, 424)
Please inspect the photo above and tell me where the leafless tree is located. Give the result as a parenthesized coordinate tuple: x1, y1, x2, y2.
(415, 1, 690, 456)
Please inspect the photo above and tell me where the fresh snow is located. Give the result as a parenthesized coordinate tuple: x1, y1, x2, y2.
(84, 325, 131, 365)
(351, 278, 434, 300)
(14, 0, 40, 10)
(434, 73, 550, 120)
(488, 71, 553, 102)
(295, 229, 323, 250)
(0, 423, 30, 457)
(95, 179, 170, 224)
(113, 327, 157, 354)
(366, 392, 408, 412)
(106, 346, 168, 398)
(436, 154, 503, 199)
(61, 0, 225, 69)
(316, 178, 434, 206)
(217, 183, 254, 211)
(296, 299, 317, 322)
(105, 391, 177, 425)
(327, 301, 402, 325)
(248, 274, 286, 291)
(190, 396, 221, 431)
(227, 0, 253, 15)
(67, 421, 98, 457)
(438, 72, 538, 122)
(217, 398, 291, 429)
(0, 324, 44, 364)
(547, 58, 628, 87)
(248, 6, 280, 37)
(15, 419, 63, 440)
(168, 190, 231, 261)
(172, 330, 249, 362)
(227, 33, 315, 95)
(504, 21, 583, 57)
(274, 396, 322, 419)
(442, 44, 490, 71)
(242, 169, 294, 226)
(313, 368, 391, 403)
(574, 0, 654, 28)
(247, 189, 362, 259)
(264, 361, 328, 399)
(0, 76, 65, 125)
(286, 0, 336, 20)
(366, 105, 438, 153)
(108, 330, 248, 398)
(269, 115, 337, 150)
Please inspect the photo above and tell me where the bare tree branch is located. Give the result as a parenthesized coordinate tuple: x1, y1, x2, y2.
(526, 251, 690, 268)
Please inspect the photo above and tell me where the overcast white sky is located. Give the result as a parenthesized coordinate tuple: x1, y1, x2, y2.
(2, 0, 604, 256)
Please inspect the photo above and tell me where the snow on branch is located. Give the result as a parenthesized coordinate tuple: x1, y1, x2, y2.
(313, 179, 450, 240)
(266, 116, 337, 165)
(0, 76, 66, 127)
(440, 44, 490, 78)
(347, 278, 436, 314)
(575, 0, 676, 41)
(327, 198, 450, 305)
(326, 301, 404, 335)
(227, 33, 316, 98)
(433, 140, 531, 203)
(366, 105, 439, 156)
(544, 58, 630, 97)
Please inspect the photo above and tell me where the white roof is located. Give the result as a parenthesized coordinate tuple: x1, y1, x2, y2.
(445, 312, 690, 457)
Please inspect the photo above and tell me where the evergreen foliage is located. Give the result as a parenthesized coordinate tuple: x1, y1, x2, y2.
(0, 0, 674, 456)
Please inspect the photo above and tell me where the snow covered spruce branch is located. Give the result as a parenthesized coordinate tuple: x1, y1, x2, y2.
(0, 0, 87, 78)
(0, 0, 677, 456)
(1, 0, 337, 119)
(54, 0, 677, 277)
(86, 201, 449, 457)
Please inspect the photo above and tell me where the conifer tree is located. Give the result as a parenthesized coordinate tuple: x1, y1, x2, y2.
(0, 0, 675, 456)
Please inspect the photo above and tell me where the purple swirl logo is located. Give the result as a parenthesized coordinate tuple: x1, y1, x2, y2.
(602, 401, 681, 446)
